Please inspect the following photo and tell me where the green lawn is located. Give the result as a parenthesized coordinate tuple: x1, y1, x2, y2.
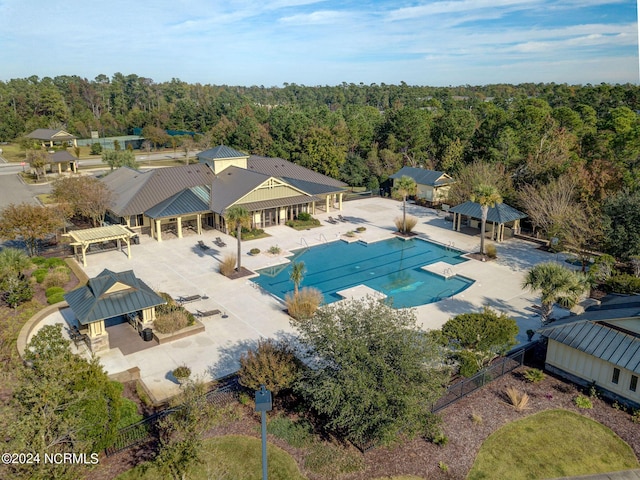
(116, 435, 306, 480)
(467, 409, 639, 480)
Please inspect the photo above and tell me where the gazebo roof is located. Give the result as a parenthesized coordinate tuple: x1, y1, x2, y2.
(64, 269, 166, 325)
(449, 201, 526, 224)
(26, 128, 77, 141)
(67, 225, 136, 245)
(49, 150, 76, 163)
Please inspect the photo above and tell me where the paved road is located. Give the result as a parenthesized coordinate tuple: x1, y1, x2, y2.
(0, 173, 52, 208)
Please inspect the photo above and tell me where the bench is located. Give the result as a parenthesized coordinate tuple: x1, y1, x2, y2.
(196, 309, 221, 318)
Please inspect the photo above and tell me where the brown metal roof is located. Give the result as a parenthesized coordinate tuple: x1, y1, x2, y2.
(247, 155, 346, 188)
(102, 164, 214, 217)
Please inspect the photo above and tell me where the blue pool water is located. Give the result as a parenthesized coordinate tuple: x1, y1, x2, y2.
(253, 237, 474, 308)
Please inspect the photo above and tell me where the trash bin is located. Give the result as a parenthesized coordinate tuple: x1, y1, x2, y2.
(132, 235, 139, 245)
(142, 328, 153, 342)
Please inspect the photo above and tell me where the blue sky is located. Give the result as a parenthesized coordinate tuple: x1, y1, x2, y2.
(0, 0, 637, 86)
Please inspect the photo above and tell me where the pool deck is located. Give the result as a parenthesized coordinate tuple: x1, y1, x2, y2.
(28, 197, 577, 403)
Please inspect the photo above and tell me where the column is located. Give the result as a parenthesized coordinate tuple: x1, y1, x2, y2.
(197, 214, 202, 234)
(177, 217, 183, 238)
(156, 220, 162, 242)
(338, 193, 343, 211)
(325, 195, 330, 212)
(452, 212, 456, 231)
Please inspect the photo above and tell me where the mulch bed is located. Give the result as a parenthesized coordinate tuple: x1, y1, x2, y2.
(90, 365, 640, 480)
(224, 266, 254, 280)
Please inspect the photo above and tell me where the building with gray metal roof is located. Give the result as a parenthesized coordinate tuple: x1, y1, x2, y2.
(389, 166, 455, 206)
(449, 201, 526, 242)
(539, 295, 640, 407)
(101, 146, 348, 241)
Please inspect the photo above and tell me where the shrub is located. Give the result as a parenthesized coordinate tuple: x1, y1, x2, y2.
(394, 215, 418, 234)
(285, 287, 323, 320)
(90, 143, 102, 155)
(345, 231, 356, 237)
(504, 387, 530, 411)
(433, 432, 449, 446)
(44, 257, 66, 268)
(172, 365, 191, 379)
(42, 267, 70, 289)
(574, 394, 593, 409)
(297, 212, 312, 221)
(154, 310, 191, 334)
(355, 226, 366, 232)
(470, 410, 483, 425)
(2, 274, 34, 307)
(267, 415, 314, 448)
(268, 245, 282, 255)
(45, 286, 65, 298)
(523, 368, 545, 383)
(238, 338, 302, 395)
(136, 381, 153, 407)
(485, 243, 497, 259)
(439, 461, 449, 472)
(32, 268, 48, 283)
(157, 291, 176, 306)
(219, 254, 237, 276)
(632, 410, 640, 424)
(458, 350, 480, 378)
(118, 397, 143, 429)
(605, 274, 640, 294)
(249, 248, 260, 255)
(47, 293, 65, 304)
(31, 256, 47, 266)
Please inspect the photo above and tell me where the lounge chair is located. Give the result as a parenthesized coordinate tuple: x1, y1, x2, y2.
(197, 309, 221, 318)
(338, 214, 349, 223)
(214, 237, 227, 247)
(197, 240, 210, 250)
(327, 216, 339, 224)
(178, 294, 202, 305)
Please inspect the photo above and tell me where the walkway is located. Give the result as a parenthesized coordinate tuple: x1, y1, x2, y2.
(25, 197, 573, 403)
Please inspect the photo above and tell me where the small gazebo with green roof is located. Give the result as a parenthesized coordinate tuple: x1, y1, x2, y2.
(449, 201, 526, 242)
(64, 269, 166, 352)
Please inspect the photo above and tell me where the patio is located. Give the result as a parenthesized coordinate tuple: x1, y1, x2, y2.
(24, 197, 574, 403)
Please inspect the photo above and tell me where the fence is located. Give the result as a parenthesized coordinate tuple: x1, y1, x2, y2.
(105, 376, 241, 456)
(430, 347, 526, 413)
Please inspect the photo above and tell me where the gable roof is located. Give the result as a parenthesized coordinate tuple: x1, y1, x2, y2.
(390, 166, 455, 187)
(102, 164, 214, 217)
(209, 166, 275, 213)
(247, 155, 346, 189)
(48, 150, 76, 163)
(449, 201, 526, 224)
(198, 145, 248, 161)
(539, 296, 640, 374)
(26, 128, 77, 141)
(64, 269, 165, 325)
(146, 186, 210, 219)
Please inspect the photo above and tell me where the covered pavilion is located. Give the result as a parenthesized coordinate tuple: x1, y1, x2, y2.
(449, 201, 526, 242)
(26, 128, 78, 148)
(64, 269, 166, 353)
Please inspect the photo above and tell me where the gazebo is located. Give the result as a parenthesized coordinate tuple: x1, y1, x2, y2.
(48, 150, 78, 174)
(64, 269, 166, 352)
(449, 201, 526, 242)
(26, 128, 78, 148)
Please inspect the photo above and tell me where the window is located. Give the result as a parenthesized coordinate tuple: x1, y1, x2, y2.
(631, 375, 638, 393)
(612, 368, 620, 384)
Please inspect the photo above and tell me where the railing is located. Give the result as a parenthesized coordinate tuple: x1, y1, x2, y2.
(105, 376, 241, 456)
(300, 237, 309, 248)
(319, 234, 327, 243)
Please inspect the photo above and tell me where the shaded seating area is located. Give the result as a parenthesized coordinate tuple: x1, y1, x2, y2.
(65, 225, 138, 267)
(449, 201, 526, 242)
(64, 269, 166, 353)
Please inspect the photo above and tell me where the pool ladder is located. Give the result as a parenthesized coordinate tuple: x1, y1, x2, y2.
(319, 233, 327, 243)
(300, 238, 309, 248)
(443, 268, 453, 277)
(447, 241, 455, 251)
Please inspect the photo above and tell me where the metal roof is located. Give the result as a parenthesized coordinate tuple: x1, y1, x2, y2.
(26, 128, 77, 141)
(64, 269, 166, 325)
(283, 177, 346, 195)
(49, 150, 76, 163)
(145, 186, 211, 219)
(389, 166, 455, 187)
(198, 145, 248, 160)
(539, 296, 640, 374)
(239, 194, 321, 212)
(210, 166, 272, 213)
(102, 164, 214, 217)
(449, 201, 526, 224)
(247, 155, 347, 188)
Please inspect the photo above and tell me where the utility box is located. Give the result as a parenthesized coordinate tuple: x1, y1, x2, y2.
(255, 385, 272, 412)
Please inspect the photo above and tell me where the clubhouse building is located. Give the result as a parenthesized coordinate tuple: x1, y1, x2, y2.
(102, 146, 347, 241)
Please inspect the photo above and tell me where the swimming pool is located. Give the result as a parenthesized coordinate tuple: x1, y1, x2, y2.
(253, 237, 474, 308)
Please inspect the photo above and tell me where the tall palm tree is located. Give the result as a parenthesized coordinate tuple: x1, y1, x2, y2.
(290, 261, 306, 295)
(392, 175, 417, 234)
(471, 184, 502, 256)
(224, 206, 251, 271)
(522, 262, 590, 324)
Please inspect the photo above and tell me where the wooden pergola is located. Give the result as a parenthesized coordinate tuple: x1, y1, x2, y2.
(65, 225, 136, 267)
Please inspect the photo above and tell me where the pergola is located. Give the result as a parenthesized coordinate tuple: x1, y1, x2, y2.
(449, 201, 526, 242)
(66, 225, 137, 267)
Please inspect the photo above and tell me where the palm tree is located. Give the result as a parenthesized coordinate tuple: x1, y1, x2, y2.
(392, 175, 417, 234)
(290, 261, 306, 295)
(471, 184, 502, 256)
(224, 206, 251, 271)
(0, 247, 31, 277)
(522, 262, 590, 324)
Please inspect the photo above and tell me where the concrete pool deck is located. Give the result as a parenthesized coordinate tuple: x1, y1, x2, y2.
(27, 197, 577, 403)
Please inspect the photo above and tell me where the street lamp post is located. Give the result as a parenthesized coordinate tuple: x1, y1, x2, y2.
(255, 385, 272, 480)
